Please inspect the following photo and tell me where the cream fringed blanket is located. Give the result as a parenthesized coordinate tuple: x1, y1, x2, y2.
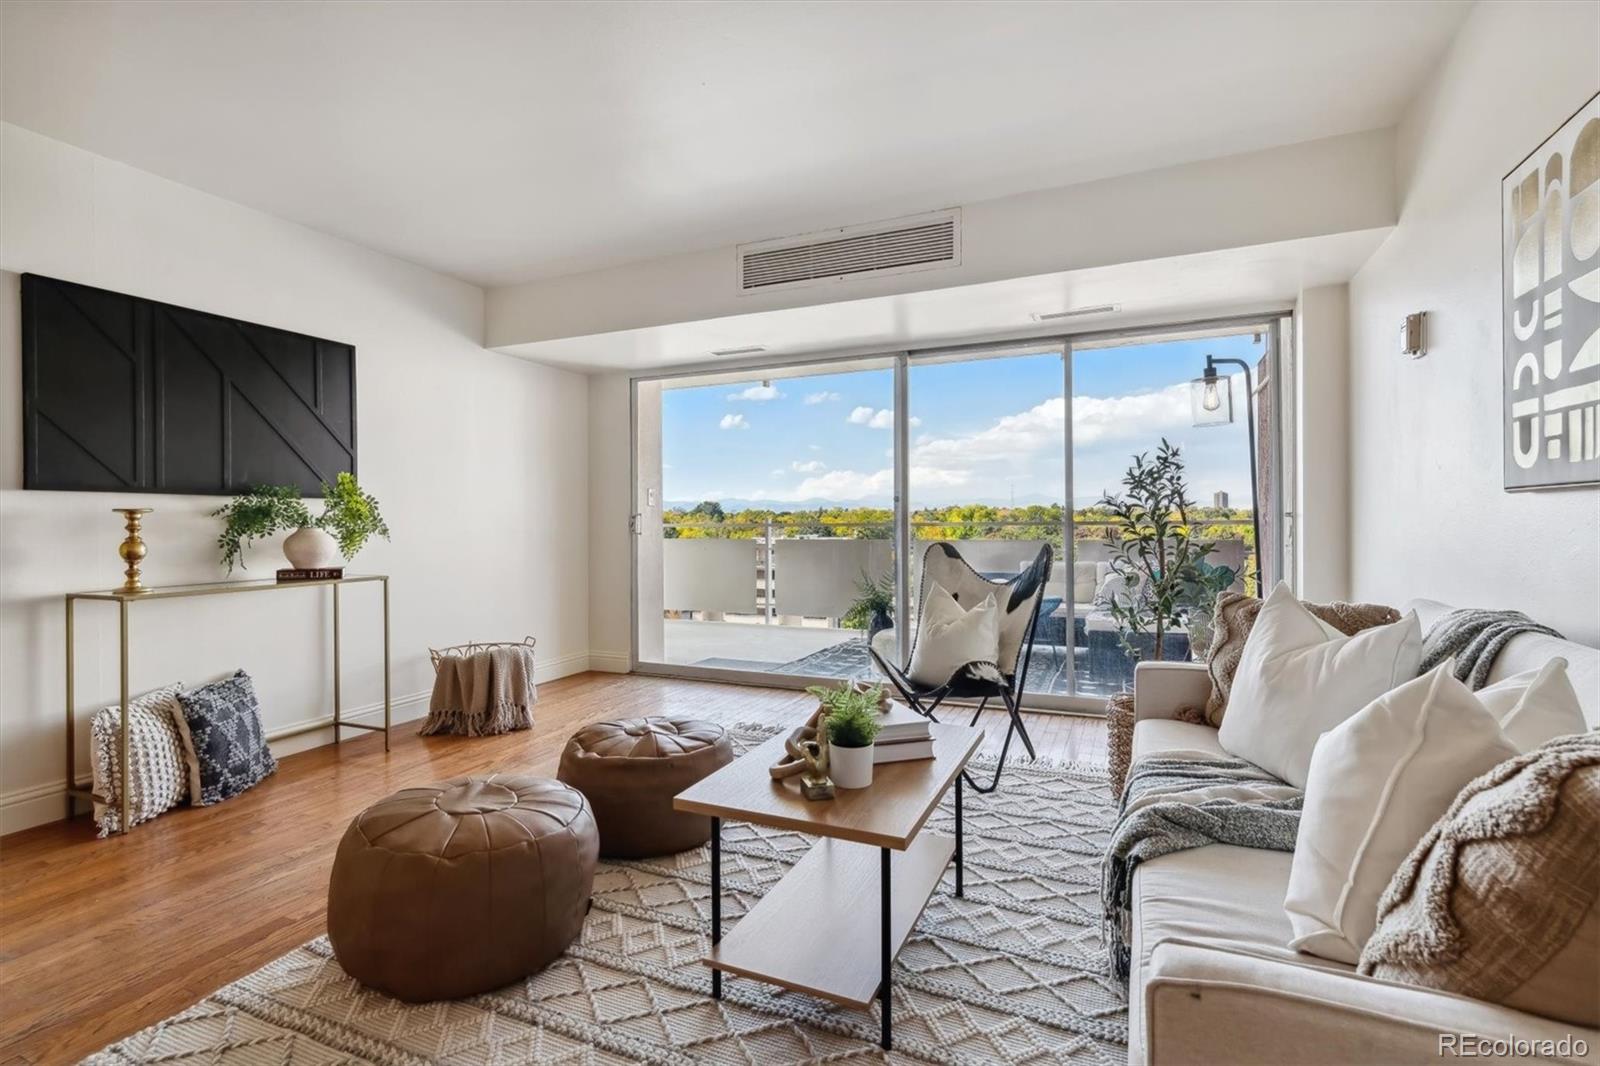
(421, 645, 537, 736)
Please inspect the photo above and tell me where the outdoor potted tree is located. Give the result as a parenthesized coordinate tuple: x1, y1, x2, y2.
(1099, 439, 1217, 668)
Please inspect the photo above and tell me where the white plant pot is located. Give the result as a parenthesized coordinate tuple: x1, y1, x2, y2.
(282, 526, 341, 570)
(830, 743, 874, 789)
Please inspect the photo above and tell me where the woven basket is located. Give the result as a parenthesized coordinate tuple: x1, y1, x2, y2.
(429, 636, 536, 672)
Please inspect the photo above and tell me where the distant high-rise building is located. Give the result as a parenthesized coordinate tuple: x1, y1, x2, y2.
(1213, 490, 1230, 509)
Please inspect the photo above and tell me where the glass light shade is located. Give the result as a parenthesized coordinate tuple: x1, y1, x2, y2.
(1190, 375, 1233, 426)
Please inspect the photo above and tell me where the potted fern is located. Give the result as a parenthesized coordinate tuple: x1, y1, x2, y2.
(213, 473, 389, 573)
(808, 681, 884, 788)
(841, 569, 894, 643)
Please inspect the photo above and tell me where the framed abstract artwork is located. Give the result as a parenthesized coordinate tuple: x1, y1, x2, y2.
(1502, 91, 1600, 491)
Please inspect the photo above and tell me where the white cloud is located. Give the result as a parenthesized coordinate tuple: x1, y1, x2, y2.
(727, 384, 782, 402)
(804, 390, 842, 405)
(790, 459, 827, 473)
(848, 406, 919, 430)
(719, 413, 749, 430)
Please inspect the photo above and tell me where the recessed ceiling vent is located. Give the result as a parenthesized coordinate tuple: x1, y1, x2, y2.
(738, 209, 960, 293)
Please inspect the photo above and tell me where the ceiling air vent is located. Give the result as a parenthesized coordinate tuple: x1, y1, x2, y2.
(737, 209, 960, 293)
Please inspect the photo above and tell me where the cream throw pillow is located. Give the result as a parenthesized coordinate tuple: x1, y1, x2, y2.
(1217, 582, 1422, 788)
(1285, 664, 1519, 963)
(908, 583, 999, 687)
(1473, 658, 1586, 751)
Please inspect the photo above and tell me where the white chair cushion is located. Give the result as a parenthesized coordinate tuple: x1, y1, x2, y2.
(1217, 582, 1422, 788)
(1473, 657, 1587, 751)
(1285, 664, 1518, 964)
(907, 582, 999, 687)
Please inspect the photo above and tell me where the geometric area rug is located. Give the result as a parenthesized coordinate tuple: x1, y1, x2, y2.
(84, 725, 1127, 1065)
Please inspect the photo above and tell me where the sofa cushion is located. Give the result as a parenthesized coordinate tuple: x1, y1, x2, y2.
(1129, 844, 1350, 1065)
(1285, 665, 1518, 964)
(1407, 598, 1599, 729)
(1474, 658, 1587, 751)
(1218, 583, 1422, 788)
(1132, 718, 1228, 765)
(1204, 591, 1402, 726)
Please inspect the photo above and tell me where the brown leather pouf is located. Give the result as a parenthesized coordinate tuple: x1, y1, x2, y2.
(327, 774, 597, 1002)
(557, 717, 733, 858)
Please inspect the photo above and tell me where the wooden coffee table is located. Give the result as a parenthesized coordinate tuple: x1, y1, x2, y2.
(673, 722, 982, 1050)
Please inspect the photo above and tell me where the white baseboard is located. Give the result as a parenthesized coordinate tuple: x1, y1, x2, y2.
(587, 651, 631, 673)
(1, 648, 618, 837)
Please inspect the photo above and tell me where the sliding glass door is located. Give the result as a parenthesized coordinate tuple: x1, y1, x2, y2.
(1069, 327, 1275, 698)
(632, 317, 1284, 709)
(635, 358, 897, 683)
(905, 345, 1069, 700)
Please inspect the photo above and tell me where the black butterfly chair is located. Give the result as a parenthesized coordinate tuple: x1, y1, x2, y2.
(869, 541, 1053, 794)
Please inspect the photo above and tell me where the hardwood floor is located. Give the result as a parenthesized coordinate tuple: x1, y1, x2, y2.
(0, 671, 1107, 1065)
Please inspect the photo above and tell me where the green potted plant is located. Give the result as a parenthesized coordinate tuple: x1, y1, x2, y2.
(212, 473, 389, 573)
(841, 569, 894, 643)
(807, 681, 884, 788)
(1176, 558, 1238, 658)
(1098, 439, 1217, 665)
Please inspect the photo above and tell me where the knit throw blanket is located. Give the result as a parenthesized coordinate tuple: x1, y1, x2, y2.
(421, 645, 537, 736)
(1420, 608, 1564, 691)
(1102, 756, 1302, 980)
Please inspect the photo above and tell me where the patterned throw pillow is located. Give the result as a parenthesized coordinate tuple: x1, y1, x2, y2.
(90, 683, 188, 836)
(1359, 734, 1599, 1027)
(174, 670, 277, 805)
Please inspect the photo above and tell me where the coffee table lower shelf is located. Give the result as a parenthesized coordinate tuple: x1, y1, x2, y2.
(705, 830, 956, 1010)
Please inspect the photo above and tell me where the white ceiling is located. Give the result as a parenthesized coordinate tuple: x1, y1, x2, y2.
(1, 1, 1466, 288)
(498, 226, 1392, 372)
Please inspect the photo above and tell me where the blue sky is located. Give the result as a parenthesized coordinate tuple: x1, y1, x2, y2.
(662, 333, 1263, 510)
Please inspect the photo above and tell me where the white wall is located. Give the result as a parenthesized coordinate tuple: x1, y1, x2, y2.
(586, 372, 634, 671)
(1295, 283, 1351, 601)
(1348, 1, 1600, 645)
(0, 124, 593, 832)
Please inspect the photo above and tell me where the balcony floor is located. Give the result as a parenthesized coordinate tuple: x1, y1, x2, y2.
(660, 618, 1126, 698)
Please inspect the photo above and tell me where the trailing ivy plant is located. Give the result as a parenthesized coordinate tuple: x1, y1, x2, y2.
(317, 472, 390, 561)
(1098, 439, 1217, 662)
(211, 473, 389, 573)
(212, 486, 313, 573)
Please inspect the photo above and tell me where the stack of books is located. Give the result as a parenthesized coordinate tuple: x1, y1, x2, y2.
(873, 701, 934, 764)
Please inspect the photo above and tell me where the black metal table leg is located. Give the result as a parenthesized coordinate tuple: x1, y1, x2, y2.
(711, 816, 722, 1000)
(880, 845, 892, 1051)
(954, 774, 964, 898)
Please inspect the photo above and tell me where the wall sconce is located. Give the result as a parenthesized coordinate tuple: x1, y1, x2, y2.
(1401, 312, 1426, 358)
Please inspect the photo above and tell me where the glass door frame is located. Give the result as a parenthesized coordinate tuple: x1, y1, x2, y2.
(629, 309, 1290, 713)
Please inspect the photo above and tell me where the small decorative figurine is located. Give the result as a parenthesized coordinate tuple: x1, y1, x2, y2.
(768, 705, 835, 801)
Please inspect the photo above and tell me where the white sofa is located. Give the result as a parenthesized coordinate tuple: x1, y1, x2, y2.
(1126, 599, 1599, 1065)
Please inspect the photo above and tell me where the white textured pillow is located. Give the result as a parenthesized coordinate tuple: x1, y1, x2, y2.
(1217, 582, 1422, 787)
(1473, 658, 1586, 751)
(90, 683, 189, 836)
(1285, 664, 1518, 963)
(908, 583, 999, 687)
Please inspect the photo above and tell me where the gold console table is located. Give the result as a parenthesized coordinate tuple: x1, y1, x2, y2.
(65, 574, 391, 834)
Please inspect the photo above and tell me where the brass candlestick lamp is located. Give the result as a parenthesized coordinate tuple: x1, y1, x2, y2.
(113, 508, 154, 594)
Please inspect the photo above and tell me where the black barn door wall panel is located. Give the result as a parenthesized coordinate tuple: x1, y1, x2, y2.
(21, 274, 356, 495)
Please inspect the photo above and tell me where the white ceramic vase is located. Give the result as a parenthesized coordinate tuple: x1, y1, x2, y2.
(830, 743, 874, 789)
(282, 526, 341, 570)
